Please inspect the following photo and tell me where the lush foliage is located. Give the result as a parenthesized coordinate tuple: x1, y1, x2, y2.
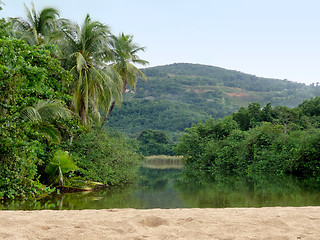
(108, 63, 320, 138)
(7, 3, 148, 129)
(69, 130, 142, 186)
(142, 63, 308, 92)
(2, 2, 319, 202)
(57, 14, 122, 127)
(175, 99, 320, 178)
(109, 100, 208, 137)
(1, 4, 148, 200)
(45, 150, 78, 187)
(102, 33, 148, 123)
(137, 130, 175, 156)
(9, 3, 60, 45)
(0, 38, 73, 199)
(108, 33, 148, 92)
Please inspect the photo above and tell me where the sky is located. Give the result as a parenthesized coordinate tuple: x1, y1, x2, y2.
(1, 0, 320, 85)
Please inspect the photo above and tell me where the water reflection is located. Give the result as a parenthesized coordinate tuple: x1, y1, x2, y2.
(1, 161, 320, 210)
(133, 168, 186, 208)
(0, 185, 145, 210)
(176, 173, 320, 208)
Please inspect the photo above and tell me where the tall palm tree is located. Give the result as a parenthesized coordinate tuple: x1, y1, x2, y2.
(9, 2, 60, 45)
(102, 33, 149, 125)
(58, 14, 122, 127)
(109, 33, 149, 92)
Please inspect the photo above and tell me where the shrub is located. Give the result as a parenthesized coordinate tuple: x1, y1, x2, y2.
(69, 130, 142, 186)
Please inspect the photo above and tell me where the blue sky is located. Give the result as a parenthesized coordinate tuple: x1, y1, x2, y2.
(2, 0, 320, 84)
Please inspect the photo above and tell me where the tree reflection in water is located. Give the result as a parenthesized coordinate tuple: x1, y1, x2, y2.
(1, 162, 320, 210)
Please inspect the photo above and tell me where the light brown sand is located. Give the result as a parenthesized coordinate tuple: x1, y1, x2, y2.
(1, 207, 320, 240)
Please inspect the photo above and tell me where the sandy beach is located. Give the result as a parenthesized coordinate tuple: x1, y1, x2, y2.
(1, 207, 320, 239)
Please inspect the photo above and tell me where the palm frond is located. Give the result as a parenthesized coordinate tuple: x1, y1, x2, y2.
(24, 3, 35, 27)
(9, 3, 60, 45)
(45, 150, 77, 186)
(132, 58, 149, 66)
(108, 32, 148, 92)
(37, 122, 61, 144)
(74, 52, 87, 72)
(20, 106, 42, 123)
(51, 150, 77, 173)
(35, 100, 71, 121)
(20, 100, 71, 143)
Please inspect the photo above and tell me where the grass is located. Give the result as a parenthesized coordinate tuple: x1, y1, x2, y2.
(143, 155, 184, 169)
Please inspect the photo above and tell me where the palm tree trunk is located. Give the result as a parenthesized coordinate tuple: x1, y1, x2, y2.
(80, 103, 86, 126)
(122, 79, 127, 92)
(101, 76, 127, 129)
(100, 100, 116, 129)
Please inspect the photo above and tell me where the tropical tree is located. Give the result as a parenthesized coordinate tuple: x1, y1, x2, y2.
(45, 150, 77, 187)
(58, 14, 123, 126)
(20, 100, 71, 144)
(109, 33, 149, 91)
(274, 106, 298, 144)
(9, 2, 60, 45)
(102, 33, 149, 124)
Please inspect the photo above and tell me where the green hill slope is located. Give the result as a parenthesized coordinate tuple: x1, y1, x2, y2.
(107, 63, 320, 137)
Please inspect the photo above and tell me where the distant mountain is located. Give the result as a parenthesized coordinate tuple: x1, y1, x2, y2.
(107, 63, 320, 138)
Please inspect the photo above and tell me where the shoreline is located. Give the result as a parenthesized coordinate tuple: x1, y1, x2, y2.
(1, 207, 320, 239)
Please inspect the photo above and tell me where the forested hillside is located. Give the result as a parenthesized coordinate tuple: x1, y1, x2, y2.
(107, 63, 320, 137)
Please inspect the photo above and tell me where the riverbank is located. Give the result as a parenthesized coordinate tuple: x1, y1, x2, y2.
(1, 207, 320, 239)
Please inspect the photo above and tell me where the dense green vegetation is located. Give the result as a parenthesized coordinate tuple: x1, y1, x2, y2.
(175, 98, 320, 179)
(69, 130, 141, 186)
(137, 130, 175, 156)
(0, 3, 146, 200)
(1, 2, 320, 203)
(108, 63, 320, 138)
(0, 38, 73, 199)
(109, 100, 209, 136)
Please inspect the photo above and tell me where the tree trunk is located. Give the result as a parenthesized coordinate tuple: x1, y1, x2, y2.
(283, 122, 287, 144)
(122, 76, 127, 92)
(80, 103, 86, 126)
(100, 76, 126, 129)
(100, 100, 116, 129)
(58, 165, 64, 187)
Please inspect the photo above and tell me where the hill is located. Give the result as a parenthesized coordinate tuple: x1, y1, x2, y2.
(107, 63, 320, 138)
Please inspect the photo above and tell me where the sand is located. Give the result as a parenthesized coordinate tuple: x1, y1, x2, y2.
(1, 207, 320, 239)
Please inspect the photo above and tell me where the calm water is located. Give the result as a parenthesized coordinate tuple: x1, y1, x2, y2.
(1, 161, 320, 210)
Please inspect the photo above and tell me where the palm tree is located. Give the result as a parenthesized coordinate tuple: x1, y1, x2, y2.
(58, 14, 123, 127)
(45, 150, 77, 187)
(109, 33, 149, 92)
(101, 33, 149, 125)
(9, 2, 60, 45)
(20, 100, 71, 144)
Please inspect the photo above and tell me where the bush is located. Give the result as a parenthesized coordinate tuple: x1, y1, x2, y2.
(69, 130, 142, 186)
(137, 130, 175, 156)
(0, 38, 73, 199)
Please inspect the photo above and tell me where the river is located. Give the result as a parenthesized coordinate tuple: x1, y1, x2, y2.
(1, 159, 320, 210)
